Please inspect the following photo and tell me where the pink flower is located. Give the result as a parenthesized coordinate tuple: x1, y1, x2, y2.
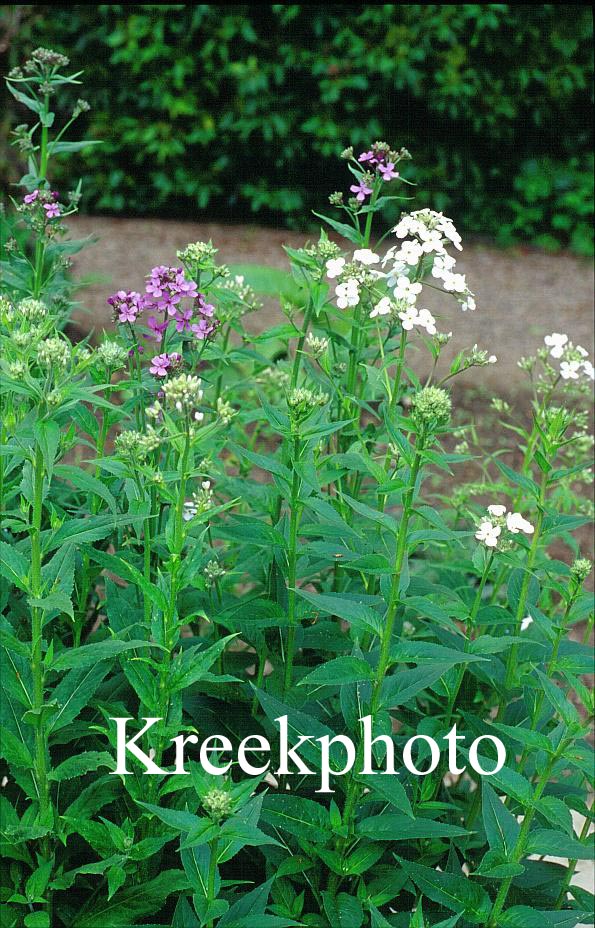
(378, 162, 399, 181)
(349, 180, 373, 203)
(146, 315, 169, 342)
(174, 308, 194, 333)
(358, 150, 377, 165)
(149, 353, 172, 377)
(24, 190, 39, 204)
(108, 290, 144, 325)
(43, 202, 61, 219)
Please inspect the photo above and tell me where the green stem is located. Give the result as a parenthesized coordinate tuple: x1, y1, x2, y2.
(283, 434, 302, 694)
(206, 836, 220, 928)
(443, 553, 494, 729)
(328, 434, 424, 896)
(499, 471, 548, 703)
(554, 808, 592, 909)
(487, 750, 560, 926)
(291, 299, 313, 390)
(30, 442, 52, 903)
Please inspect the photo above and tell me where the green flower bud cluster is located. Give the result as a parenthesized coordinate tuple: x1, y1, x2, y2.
(115, 427, 160, 461)
(162, 373, 204, 414)
(19, 298, 48, 321)
(287, 387, 329, 422)
(95, 340, 128, 370)
(570, 558, 592, 585)
(37, 336, 71, 370)
(412, 387, 451, 426)
(202, 788, 234, 822)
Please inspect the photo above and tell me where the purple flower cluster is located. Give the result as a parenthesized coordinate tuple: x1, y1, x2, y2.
(350, 143, 400, 202)
(108, 290, 145, 325)
(145, 265, 198, 315)
(149, 352, 182, 377)
(108, 265, 219, 350)
(22, 188, 62, 220)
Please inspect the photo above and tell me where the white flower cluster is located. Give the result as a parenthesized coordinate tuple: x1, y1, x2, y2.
(371, 296, 438, 337)
(326, 249, 381, 309)
(544, 333, 594, 381)
(475, 504, 534, 549)
(383, 210, 475, 313)
(183, 480, 214, 520)
(162, 373, 205, 419)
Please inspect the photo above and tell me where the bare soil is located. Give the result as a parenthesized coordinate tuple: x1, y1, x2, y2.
(68, 216, 594, 396)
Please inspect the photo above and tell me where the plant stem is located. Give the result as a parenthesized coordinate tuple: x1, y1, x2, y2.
(443, 553, 494, 729)
(284, 434, 302, 694)
(30, 442, 52, 905)
(328, 434, 424, 896)
(499, 471, 548, 704)
(291, 299, 313, 390)
(554, 809, 592, 909)
(486, 750, 560, 926)
(206, 836, 219, 928)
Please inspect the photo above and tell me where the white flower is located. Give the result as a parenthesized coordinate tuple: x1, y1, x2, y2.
(506, 512, 534, 535)
(416, 308, 437, 335)
(487, 504, 507, 517)
(431, 253, 457, 280)
(398, 306, 419, 331)
(576, 345, 589, 358)
(475, 520, 501, 548)
(544, 332, 568, 359)
(488, 355, 497, 364)
(326, 257, 346, 279)
(582, 360, 595, 380)
(353, 248, 380, 266)
(183, 501, 198, 521)
(461, 295, 476, 312)
(442, 272, 468, 293)
(335, 278, 360, 309)
(560, 359, 581, 380)
(393, 275, 422, 304)
(371, 296, 392, 318)
(520, 615, 534, 632)
(395, 239, 424, 265)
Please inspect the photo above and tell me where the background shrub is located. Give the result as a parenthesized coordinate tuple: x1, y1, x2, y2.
(2, 3, 593, 253)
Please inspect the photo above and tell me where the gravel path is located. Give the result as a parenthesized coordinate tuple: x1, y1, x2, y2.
(68, 216, 594, 394)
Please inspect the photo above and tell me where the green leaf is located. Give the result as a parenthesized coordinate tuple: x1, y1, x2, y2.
(49, 751, 114, 782)
(358, 815, 468, 841)
(261, 795, 329, 844)
(295, 589, 383, 636)
(50, 663, 110, 732)
(525, 828, 594, 860)
(482, 781, 520, 855)
(34, 420, 61, 482)
(0, 541, 29, 592)
(51, 639, 154, 672)
(24, 913, 50, 928)
(298, 656, 373, 687)
(380, 664, 449, 709)
(55, 464, 117, 513)
(397, 857, 491, 925)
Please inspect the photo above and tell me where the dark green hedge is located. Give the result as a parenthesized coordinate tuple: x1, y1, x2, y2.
(5, 4, 594, 252)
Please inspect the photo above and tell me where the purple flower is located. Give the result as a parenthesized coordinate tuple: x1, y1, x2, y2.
(144, 265, 198, 315)
(196, 296, 215, 318)
(108, 290, 144, 325)
(349, 180, 373, 203)
(24, 189, 39, 204)
(149, 353, 172, 377)
(43, 202, 61, 219)
(191, 317, 218, 340)
(146, 315, 169, 342)
(174, 308, 194, 333)
(378, 162, 399, 181)
(358, 150, 377, 165)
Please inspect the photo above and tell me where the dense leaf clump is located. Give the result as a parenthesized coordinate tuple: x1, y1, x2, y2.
(1, 46, 594, 928)
(3, 4, 593, 253)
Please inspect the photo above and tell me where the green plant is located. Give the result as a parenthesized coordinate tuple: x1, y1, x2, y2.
(3, 4, 593, 253)
(1, 49, 594, 928)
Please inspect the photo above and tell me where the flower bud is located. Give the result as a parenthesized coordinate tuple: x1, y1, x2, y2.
(412, 387, 451, 426)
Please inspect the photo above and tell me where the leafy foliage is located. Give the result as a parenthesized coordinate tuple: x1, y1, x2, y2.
(3, 4, 593, 253)
(1, 44, 594, 928)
